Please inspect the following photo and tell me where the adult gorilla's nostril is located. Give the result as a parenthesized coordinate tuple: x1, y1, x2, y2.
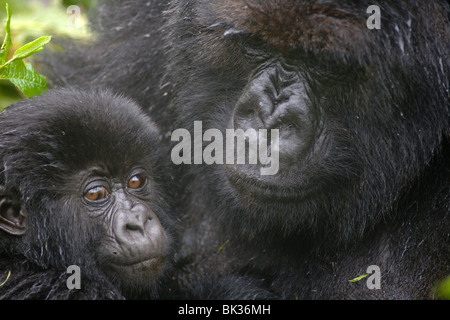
(125, 222, 143, 232)
(232, 65, 309, 133)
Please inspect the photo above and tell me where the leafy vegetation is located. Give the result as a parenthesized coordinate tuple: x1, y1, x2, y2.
(0, 3, 51, 99)
(0, 0, 94, 110)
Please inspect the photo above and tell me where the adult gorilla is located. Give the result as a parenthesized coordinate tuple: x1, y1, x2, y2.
(46, 0, 449, 299)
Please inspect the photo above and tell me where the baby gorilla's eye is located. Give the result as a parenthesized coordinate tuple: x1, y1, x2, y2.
(128, 174, 147, 189)
(85, 186, 109, 201)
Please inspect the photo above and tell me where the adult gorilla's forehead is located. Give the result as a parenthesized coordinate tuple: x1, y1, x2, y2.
(188, 0, 433, 66)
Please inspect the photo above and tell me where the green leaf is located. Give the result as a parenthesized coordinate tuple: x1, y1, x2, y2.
(11, 35, 52, 61)
(216, 239, 230, 255)
(0, 3, 12, 65)
(0, 60, 47, 98)
(0, 3, 50, 98)
(0, 270, 11, 287)
(348, 274, 369, 283)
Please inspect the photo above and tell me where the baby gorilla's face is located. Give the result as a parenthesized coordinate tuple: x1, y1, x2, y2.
(0, 88, 178, 297)
(80, 166, 172, 291)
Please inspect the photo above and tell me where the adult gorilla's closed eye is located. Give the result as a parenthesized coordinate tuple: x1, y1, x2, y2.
(45, 0, 449, 299)
(0, 89, 178, 299)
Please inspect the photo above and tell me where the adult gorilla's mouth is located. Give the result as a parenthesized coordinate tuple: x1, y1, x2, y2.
(224, 164, 309, 201)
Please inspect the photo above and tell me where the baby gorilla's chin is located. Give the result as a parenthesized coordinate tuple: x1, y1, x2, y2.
(103, 256, 168, 292)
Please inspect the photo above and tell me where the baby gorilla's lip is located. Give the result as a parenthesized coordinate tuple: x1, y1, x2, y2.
(112, 256, 162, 267)
(106, 256, 166, 277)
(102, 256, 167, 287)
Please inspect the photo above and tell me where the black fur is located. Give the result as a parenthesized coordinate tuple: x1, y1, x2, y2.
(0, 88, 178, 299)
(44, 0, 449, 299)
(44, 0, 175, 133)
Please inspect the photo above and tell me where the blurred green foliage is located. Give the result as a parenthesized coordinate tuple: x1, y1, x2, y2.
(434, 275, 450, 300)
(0, 0, 95, 110)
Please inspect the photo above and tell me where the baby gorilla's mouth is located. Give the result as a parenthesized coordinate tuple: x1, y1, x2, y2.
(115, 256, 161, 267)
(102, 256, 167, 288)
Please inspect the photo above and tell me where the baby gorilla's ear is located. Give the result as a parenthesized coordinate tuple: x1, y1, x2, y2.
(0, 187, 28, 235)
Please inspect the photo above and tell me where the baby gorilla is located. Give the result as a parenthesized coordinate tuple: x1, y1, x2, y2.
(0, 88, 178, 299)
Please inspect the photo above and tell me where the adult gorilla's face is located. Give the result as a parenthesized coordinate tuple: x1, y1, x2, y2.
(226, 57, 360, 200)
(168, 0, 448, 239)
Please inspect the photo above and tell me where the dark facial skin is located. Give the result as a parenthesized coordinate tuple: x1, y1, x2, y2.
(227, 59, 329, 193)
(79, 167, 170, 288)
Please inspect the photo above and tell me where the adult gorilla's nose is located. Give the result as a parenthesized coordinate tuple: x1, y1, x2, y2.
(231, 63, 319, 167)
